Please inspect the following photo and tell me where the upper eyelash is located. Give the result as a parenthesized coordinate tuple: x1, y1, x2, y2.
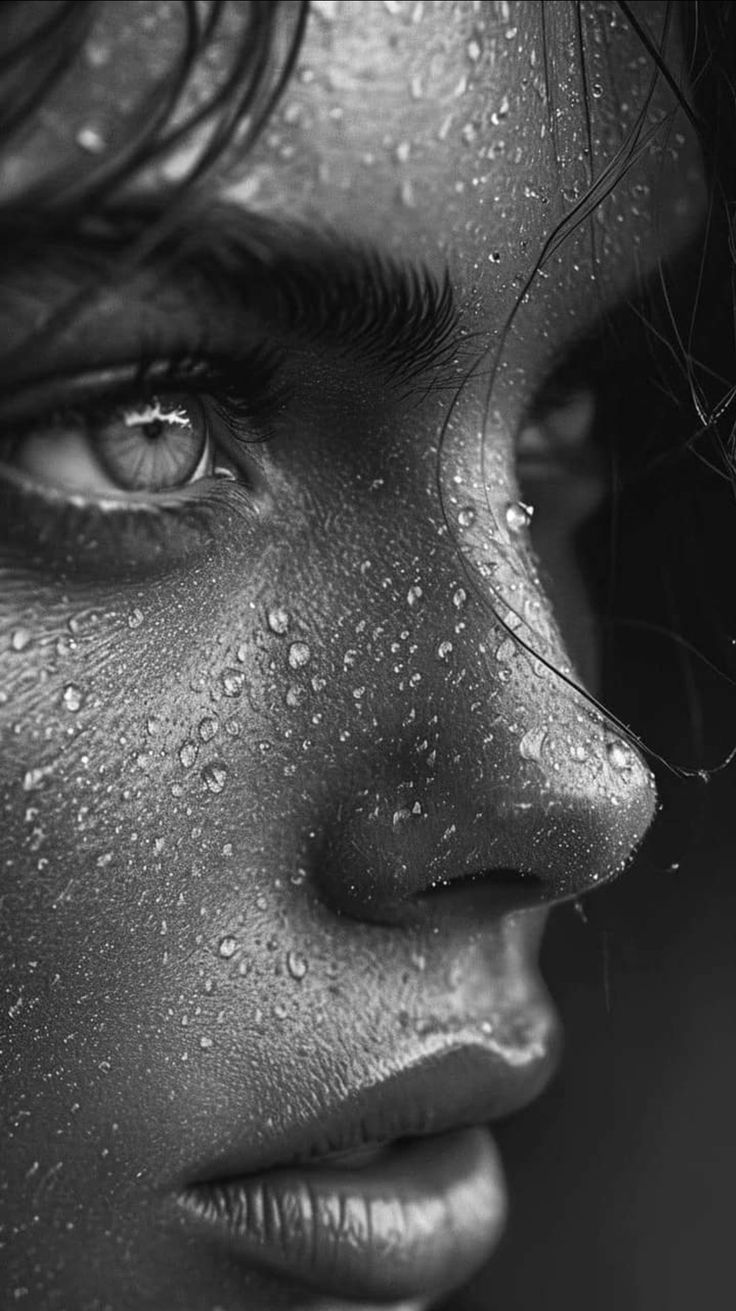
(0, 342, 289, 461)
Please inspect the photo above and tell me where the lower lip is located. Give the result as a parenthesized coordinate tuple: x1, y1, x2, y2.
(181, 1126, 506, 1302)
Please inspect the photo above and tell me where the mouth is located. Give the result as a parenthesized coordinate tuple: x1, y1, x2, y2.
(179, 1025, 559, 1303)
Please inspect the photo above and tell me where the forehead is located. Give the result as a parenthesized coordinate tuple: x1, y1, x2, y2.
(6, 1, 704, 317)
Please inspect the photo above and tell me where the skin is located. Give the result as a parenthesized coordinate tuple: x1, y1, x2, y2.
(0, 3, 706, 1309)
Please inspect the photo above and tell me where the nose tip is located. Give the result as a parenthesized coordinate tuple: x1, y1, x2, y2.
(315, 727, 657, 924)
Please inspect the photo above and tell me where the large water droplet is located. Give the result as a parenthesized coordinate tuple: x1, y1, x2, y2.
(505, 501, 534, 532)
(519, 726, 547, 761)
(267, 607, 290, 635)
(202, 760, 228, 794)
(179, 740, 199, 769)
(199, 716, 219, 742)
(62, 684, 84, 712)
(222, 668, 245, 697)
(606, 739, 634, 772)
(288, 642, 311, 669)
(286, 950, 309, 981)
(10, 628, 32, 652)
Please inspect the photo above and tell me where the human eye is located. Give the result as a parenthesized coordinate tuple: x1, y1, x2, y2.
(0, 347, 284, 579)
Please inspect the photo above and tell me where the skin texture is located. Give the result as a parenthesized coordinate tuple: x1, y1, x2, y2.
(0, 3, 705, 1309)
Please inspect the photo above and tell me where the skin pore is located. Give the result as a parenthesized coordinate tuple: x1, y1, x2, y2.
(0, 3, 705, 1310)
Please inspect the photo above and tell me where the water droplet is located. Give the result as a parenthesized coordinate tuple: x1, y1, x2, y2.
(221, 668, 245, 697)
(202, 760, 228, 794)
(224, 717, 241, 736)
(570, 742, 589, 762)
(10, 628, 31, 652)
(407, 584, 423, 606)
(179, 740, 199, 769)
(519, 726, 547, 761)
(274, 1002, 288, 1021)
(199, 1035, 213, 1050)
(452, 587, 467, 609)
(458, 506, 476, 528)
(467, 37, 482, 62)
(505, 501, 534, 532)
(76, 125, 106, 154)
(218, 935, 238, 958)
(286, 950, 308, 980)
(267, 607, 290, 635)
(62, 684, 84, 712)
(437, 640, 453, 660)
(199, 716, 219, 742)
(606, 739, 634, 772)
(496, 637, 517, 663)
(288, 642, 311, 669)
(147, 716, 160, 736)
(127, 608, 144, 630)
(286, 685, 306, 708)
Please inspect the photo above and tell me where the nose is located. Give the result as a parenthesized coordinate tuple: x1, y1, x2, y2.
(315, 587, 656, 924)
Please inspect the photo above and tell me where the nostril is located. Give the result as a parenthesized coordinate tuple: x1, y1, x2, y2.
(416, 869, 553, 916)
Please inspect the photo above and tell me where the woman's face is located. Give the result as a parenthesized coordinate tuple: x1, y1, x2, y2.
(0, 3, 704, 1309)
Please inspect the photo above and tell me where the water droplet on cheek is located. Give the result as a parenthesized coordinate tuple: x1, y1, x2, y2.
(62, 684, 84, 712)
(267, 607, 290, 635)
(221, 668, 245, 697)
(288, 642, 311, 670)
(202, 760, 228, 794)
(505, 501, 534, 532)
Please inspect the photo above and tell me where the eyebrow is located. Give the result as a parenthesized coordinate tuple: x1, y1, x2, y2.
(1, 201, 466, 391)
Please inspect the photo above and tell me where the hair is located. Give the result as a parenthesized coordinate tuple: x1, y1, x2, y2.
(1, 0, 735, 772)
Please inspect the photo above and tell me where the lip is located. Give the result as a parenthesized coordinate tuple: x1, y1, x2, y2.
(179, 1024, 560, 1302)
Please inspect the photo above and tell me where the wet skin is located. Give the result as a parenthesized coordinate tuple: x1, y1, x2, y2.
(0, 3, 705, 1309)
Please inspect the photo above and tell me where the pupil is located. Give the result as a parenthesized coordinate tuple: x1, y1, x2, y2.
(141, 419, 165, 441)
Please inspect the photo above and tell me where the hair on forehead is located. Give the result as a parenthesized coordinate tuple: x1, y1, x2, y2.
(0, 0, 308, 232)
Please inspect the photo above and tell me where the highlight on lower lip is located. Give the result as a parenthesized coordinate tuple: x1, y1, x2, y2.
(180, 1126, 506, 1302)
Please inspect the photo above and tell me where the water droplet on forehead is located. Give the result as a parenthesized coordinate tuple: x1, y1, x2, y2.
(202, 760, 228, 794)
(267, 607, 290, 635)
(62, 684, 84, 712)
(218, 935, 238, 959)
(505, 501, 534, 532)
(288, 642, 311, 670)
(221, 668, 245, 697)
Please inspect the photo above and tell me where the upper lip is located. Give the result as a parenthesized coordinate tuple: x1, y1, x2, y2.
(188, 1011, 560, 1187)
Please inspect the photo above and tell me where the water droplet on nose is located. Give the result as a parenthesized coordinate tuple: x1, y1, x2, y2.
(222, 668, 245, 697)
(199, 716, 219, 742)
(288, 642, 311, 669)
(218, 935, 238, 958)
(267, 607, 290, 635)
(202, 760, 228, 794)
(505, 501, 534, 532)
(407, 585, 423, 606)
(127, 608, 144, 630)
(10, 628, 31, 652)
(179, 740, 199, 768)
(606, 739, 635, 771)
(452, 587, 467, 609)
(496, 637, 517, 663)
(458, 506, 476, 528)
(62, 684, 84, 712)
(286, 950, 308, 980)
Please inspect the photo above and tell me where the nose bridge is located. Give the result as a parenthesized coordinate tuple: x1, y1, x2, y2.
(314, 510, 657, 922)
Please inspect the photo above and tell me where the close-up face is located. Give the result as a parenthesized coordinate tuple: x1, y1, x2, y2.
(0, 3, 706, 1309)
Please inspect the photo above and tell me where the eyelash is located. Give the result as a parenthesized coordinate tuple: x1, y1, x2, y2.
(0, 341, 288, 576)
